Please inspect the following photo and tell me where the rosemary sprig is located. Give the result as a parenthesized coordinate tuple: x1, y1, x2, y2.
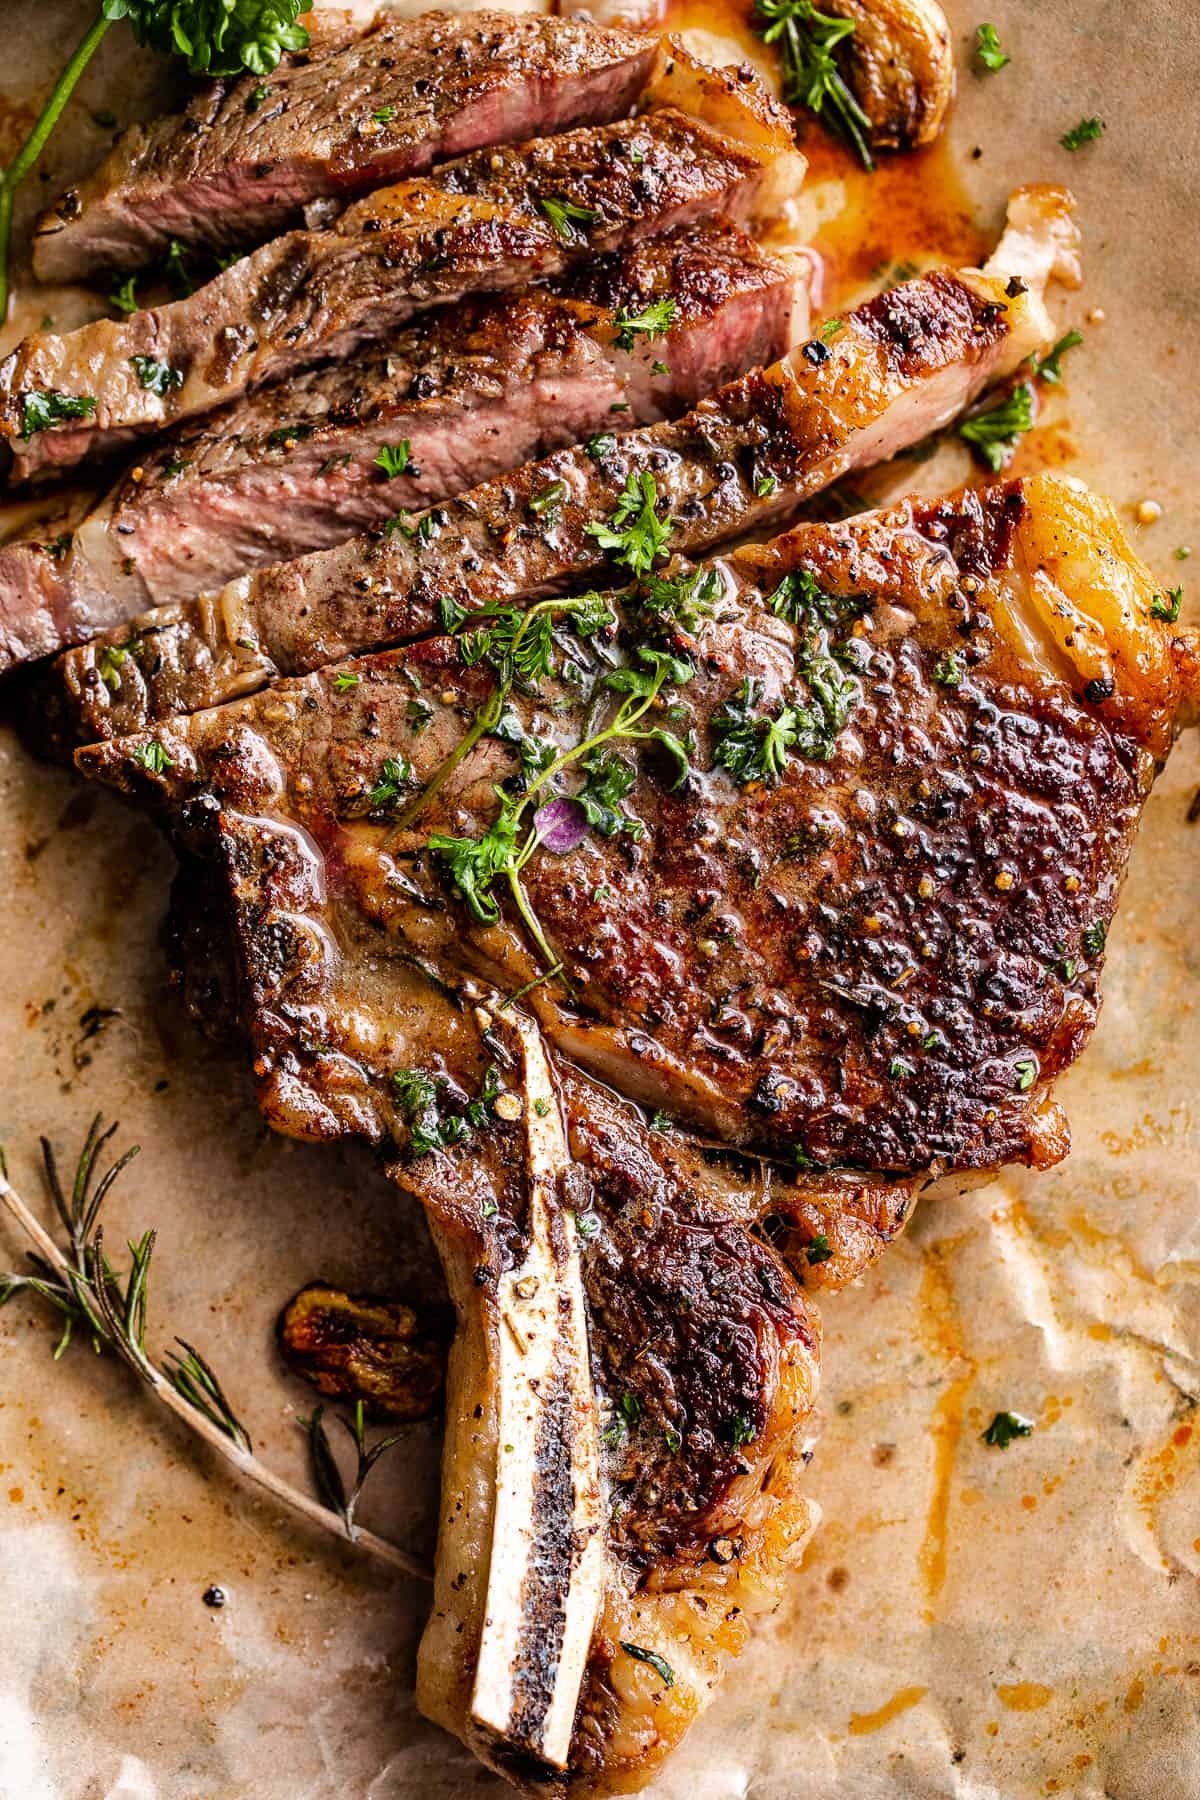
(0, 1117, 427, 1580)
(302, 1400, 406, 1542)
(754, 0, 874, 170)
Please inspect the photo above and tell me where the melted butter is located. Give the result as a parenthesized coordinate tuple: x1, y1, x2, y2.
(848, 1684, 928, 1736)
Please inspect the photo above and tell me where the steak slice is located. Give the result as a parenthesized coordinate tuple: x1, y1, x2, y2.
(2, 108, 774, 479)
(32, 11, 662, 283)
(78, 473, 1197, 1177)
(3, 223, 799, 633)
(46, 192, 1067, 728)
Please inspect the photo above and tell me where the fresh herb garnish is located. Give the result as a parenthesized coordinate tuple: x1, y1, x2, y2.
(1060, 116, 1104, 151)
(619, 1642, 676, 1687)
(537, 194, 600, 246)
(586, 470, 674, 576)
(363, 755, 414, 814)
(933, 651, 963, 687)
(1151, 586, 1183, 623)
(1082, 920, 1106, 957)
(638, 563, 722, 632)
(266, 421, 313, 449)
(333, 670, 361, 692)
(958, 382, 1034, 471)
(821, 317, 845, 341)
(711, 654, 858, 784)
(0, 2, 309, 316)
(0, 1115, 425, 1579)
(1031, 328, 1083, 385)
(576, 749, 643, 839)
(130, 354, 182, 396)
(528, 479, 566, 520)
(585, 433, 616, 462)
(20, 389, 97, 440)
(724, 1413, 757, 1448)
(97, 644, 128, 690)
(806, 1234, 833, 1265)
(982, 1410, 1033, 1448)
(975, 23, 1009, 71)
(753, 0, 873, 169)
(110, 272, 139, 314)
(1013, 1056, 1038, 1092)
(374, 440, 413, 479)
(392, 1064, 503, 1157)
(371, 104, 396, 124)
(130, 738, 173, 773)
(612, 296, 677, 352)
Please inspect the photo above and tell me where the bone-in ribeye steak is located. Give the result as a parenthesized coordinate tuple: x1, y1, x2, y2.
(32, 10, 662, 282)
(77, 474, 1196, 1789)
(44, 227, 1055, 729)
(0, 221, 797, 650)
(2, 109, 769, 477)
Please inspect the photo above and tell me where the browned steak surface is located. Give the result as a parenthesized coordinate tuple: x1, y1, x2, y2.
(46, 262, 1039, 723)
(2, 110, 764, 479)
(79, 475, 1189, 1177)
(3, 221, 794, 641)
(33, 11, 661, 282)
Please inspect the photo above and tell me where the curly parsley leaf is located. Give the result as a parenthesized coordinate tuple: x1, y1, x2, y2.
(1060, 116, 1104, 151)
(20, 389, 97, 441)
(958, 382, 1034, 472)
(612, 296, 677, 353)
(975, 23, 1009, 71)
(585, 470, 674, 577)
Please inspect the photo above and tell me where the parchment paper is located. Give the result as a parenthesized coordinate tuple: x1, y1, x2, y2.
(0, 2, 1197, 1796)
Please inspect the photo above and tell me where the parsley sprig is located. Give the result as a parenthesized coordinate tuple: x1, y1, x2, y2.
(0, 1, 310, 317)
(612, 297, 677, 353)
(427, 646, 692, 973)
(586, 470, 674, 577)
(958, 381, 1034, 471)
(753, 0, 873, 169)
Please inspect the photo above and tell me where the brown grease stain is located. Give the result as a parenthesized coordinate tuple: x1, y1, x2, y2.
(997, 1681, 1054, 1711)
(848, 1684, 929, 1736)
(915, 1240, 976, 1621)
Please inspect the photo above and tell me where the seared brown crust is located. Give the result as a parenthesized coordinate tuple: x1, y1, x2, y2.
(47, 266, 1022, 737)
(6, 220, 790, 645)
(2, 110, 763, 479)
(33, 11, 662, 282)
(77, 477, 1176, 1178)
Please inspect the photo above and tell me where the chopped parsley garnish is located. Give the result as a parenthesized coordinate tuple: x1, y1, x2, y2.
(266, 422, 313, 449)
(371, 104, 396, 124)
(820, 317, 845, 341)
(333, 671, 360, 692)
(612, 296, 677, 352)
(130, 354, 183, 396)
(1060, 116, 1104, 151)
(1031, 328, 1083, 385)
(1082, 920, 1106, 958)
(20, 389, 97, 440)
(638, 563, 722, 632)
(1013, 1056, 1038, 1092)
(982, 1410, 1033, 1448)
(97, 644, 128, 691)
(110, 273, 139, 315)
(933, 651, 963, 687)
(724, 1413, 757, 1448)
(619, 1643, 675, 1688)
(585, 433, 616, 462)
(42, 533, 72, 561)
(374, 440, 413, 479)
(755, 474, 777, 498)
(1151, 586, 1183, 623)
(711, 656, 858, 784)
(754, 0, 873, 169)
(537, 194, 600, 247)
(585, 470, 673, 576)
(975, 23, 1009, 71)
(247, 84, 271, 111)
(131, 739, 173, 774)
(364, 755, 414, 814)
(805, 1233, 833, 1265)
(392, 1063, 503, 1158)
(958, 382, 1034, 471)
(576, 748, 643, 839)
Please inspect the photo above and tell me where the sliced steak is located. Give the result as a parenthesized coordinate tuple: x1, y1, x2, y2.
(46, 228, 1053, 731)
(4, 221, 799, 630)
(2, 109, 770, 479)
(32, 11, 661, 283)
(78, 473, 1195, 1176)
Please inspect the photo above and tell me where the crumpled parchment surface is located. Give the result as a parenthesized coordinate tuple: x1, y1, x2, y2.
(0, 0, 1197, 1795)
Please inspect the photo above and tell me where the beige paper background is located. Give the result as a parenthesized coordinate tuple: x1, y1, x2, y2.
(0, 2, 1197, 1796)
